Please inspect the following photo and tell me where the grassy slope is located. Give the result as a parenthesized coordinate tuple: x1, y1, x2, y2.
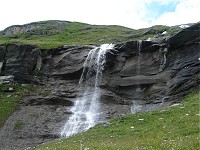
(36, 91, 200, 150)
(0, 84, 33, 128)
(0, 22, 173, 49)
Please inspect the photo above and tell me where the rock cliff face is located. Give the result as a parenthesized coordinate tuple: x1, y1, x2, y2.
(0, 44, 42, 83)
(0, 23, 199, 149)
(40, 22, 199, 112)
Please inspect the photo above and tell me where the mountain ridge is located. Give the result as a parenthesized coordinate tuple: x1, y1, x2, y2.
(0, 20, 187, 49)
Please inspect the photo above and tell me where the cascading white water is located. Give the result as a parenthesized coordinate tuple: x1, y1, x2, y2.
(131, 41, 142, 114)
(60, 44, 114, 138)
(136, 40, 142, 90)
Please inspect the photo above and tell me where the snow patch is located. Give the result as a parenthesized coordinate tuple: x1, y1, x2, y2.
(171, 103, 180, 107)
(162, 31, 167, 35)
(179, 24, 190, 28)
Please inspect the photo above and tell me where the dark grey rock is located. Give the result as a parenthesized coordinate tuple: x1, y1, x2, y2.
(2, 87, 14, 92)
(168, 22, 200, 49)
(0, 46, 6, 61)
(1, 44, 42, 83)
(41, 45, 94, 79)
(0, 75, 14, 84)
(0, 46, 6, 75)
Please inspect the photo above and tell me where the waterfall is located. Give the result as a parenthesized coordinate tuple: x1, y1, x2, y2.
(131, 41, 142, 114)
(159, 47, 168, 72)
(136, 40, 142, 90)
(60, 44, 114, 138)
(137, 40, 142, 56)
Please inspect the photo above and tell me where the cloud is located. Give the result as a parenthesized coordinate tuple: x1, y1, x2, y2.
(0, 0, 147, 29)
(0, 0, 199, 30)
(151, 0, 200, 26)
(144, 0, 180, 5)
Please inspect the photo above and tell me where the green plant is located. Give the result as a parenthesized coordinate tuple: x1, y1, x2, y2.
(13, 120, 23, 130)
(40, 90, 51, 97)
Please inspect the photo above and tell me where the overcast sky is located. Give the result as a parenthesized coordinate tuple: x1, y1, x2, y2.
(0, 0, 199, 30)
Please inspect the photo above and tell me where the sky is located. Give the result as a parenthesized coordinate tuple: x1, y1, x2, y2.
(0, 0, 199, 30)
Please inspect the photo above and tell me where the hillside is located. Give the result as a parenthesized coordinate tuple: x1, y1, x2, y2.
(36, 91, 199, 150)
(0, 21, 199, 149)
(0, 20, 182, 49)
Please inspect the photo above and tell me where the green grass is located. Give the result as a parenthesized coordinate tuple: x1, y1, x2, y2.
(36, 91, 200, 150)
(13, 120, 23, 130)
(0, 84, 33, 128)
(0, 21, 179, 49)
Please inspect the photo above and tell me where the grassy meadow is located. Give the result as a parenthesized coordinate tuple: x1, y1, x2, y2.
(0, 21, 178, 49)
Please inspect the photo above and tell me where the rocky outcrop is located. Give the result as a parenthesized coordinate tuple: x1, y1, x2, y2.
(42, 45, 94, 79)
(168, 22, 200, 48)
(0, 22, 199, 149)
(36, 22, 199, 111)
(0, 20, 69, 36)
(0, 46, 6, 74)
(0, 44, 42, 83)
(105, 42, 199, 105)
(102, 23, 199, 106)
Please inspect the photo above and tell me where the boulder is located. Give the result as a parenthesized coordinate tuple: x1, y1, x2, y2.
(0, 75, 14, 84)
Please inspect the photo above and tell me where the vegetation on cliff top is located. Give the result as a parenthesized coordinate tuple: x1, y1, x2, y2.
(36, 91, 200, 150)
(0, 21, 181, 49)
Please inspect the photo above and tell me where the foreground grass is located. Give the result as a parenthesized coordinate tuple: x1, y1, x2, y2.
(0, 84, 33, 128)
(36, 91, 200, 150)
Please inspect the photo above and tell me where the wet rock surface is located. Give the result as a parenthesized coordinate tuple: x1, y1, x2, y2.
(0, 22, 199, 149)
